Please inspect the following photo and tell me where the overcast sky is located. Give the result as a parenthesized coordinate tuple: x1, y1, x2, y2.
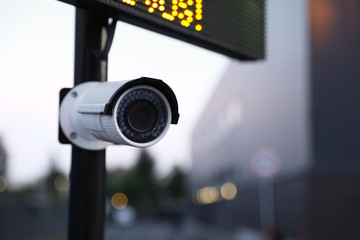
(0, 0, 229, 187)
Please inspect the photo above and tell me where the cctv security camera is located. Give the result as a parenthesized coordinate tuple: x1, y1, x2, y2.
(59, 77, 179, 150)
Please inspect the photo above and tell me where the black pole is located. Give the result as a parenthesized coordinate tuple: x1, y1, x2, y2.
(67, 8, 109, 240)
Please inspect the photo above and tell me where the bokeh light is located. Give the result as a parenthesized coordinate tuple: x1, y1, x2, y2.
(111, 192, 129, 210)
(0, 176, 7, 192)
(196, 186, 219, 205)
(220, 182, 237, 200)
(54, 175, 70, 192)
(249, 147, 282, 179)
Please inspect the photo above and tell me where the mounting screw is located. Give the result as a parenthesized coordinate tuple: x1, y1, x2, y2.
(70, 132, 77, 139)
(71, 91, 78, 98)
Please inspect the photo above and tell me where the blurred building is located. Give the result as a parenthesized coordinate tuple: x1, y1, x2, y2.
(191, 0, 360, 239)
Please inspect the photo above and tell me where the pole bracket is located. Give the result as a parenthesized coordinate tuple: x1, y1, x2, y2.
(92, 17, 117, 60)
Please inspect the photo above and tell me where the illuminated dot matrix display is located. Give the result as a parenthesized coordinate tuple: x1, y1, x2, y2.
(117, 0, 204, 31)
(75, 0, 265, 60)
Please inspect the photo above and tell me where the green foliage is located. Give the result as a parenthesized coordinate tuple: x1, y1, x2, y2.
(166, 166, 187, 199)
(107, 149, 158, 209)
(107, 149, 188, 210)
(108, 168, 142, 204)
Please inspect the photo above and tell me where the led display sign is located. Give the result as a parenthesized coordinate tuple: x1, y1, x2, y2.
(109, 0, 205, 31)
(59, 0, 265, 60)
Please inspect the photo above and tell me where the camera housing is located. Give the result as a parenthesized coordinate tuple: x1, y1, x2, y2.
(59, 77, 179, 150)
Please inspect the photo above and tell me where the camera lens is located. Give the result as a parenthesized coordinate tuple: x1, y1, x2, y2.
(116, 87, 169, 143)
(127, 101, 157, 133)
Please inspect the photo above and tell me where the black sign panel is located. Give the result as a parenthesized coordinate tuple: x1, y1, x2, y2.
(59, 0, 265, 60)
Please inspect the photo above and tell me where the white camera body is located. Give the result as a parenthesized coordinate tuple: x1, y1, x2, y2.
(59, 77, 179, 150)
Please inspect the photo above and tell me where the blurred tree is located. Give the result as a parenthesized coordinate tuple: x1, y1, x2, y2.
(107, 149, 188, 214)
(107, 168, 142, 206)
(166, 166, 187, 199)
(134, 149, 159, 207)
(43, 162, 69, 204)
(0, 137, 7, 177)
(107, 149, 159, 210)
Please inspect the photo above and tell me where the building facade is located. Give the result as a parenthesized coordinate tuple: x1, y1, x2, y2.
(191, 1, 360, 239)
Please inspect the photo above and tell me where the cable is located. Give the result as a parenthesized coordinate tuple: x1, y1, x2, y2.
(93, 17, 118, 60)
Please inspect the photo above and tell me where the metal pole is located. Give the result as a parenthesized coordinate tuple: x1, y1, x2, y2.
(67, 8, 109, 240)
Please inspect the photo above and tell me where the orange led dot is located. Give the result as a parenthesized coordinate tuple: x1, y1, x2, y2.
(162, 13, 175, 21)
(188, 0, 194, 6)
(145, 0, 151, 5)
(172, 0, 178, 4)
(152, 2, 158, 8)
(195, 24, 202, 31)
(196, 0, 202, 2)
(122, 0, 126, 2)
(196, 8, 202, 14)
(126, 0, 131, 4)
(159, 5, 165, 11)
(178, 13, 184, 19)
(181, 20, 190, 27)
(172, 10, 178, 16)
(159, 0, 165, 4)
(131, 1, 136, 5)
(153, 0, 158, 2)
(196, 3, 202, 8)
(179, 2, 187, 8)
(148, 7, 155, 13)
(187, 16, 193, 22)
(196, 14, 202, 20)
(172, 5, 178, 10)
(184, 10, 193, 16)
